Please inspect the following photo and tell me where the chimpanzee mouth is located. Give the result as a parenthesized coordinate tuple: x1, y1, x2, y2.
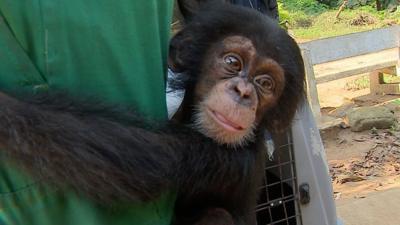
(192, 104, 256, 146)
(207, 108, 244, 132)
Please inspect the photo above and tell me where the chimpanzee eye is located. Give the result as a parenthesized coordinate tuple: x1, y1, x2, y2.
(254, 74, 275, 93)
(223, 54, 242, 71)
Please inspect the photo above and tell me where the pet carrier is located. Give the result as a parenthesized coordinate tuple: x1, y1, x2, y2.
(255, 101, 343, 225)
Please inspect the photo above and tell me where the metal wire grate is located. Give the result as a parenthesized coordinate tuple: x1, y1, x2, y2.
(256, 131, 302, 225)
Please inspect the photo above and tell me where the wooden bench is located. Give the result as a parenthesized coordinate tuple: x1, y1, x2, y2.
(299, 25, 400, 126)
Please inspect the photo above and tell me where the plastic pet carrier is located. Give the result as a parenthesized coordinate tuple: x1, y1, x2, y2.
(255, 102, 343, 225)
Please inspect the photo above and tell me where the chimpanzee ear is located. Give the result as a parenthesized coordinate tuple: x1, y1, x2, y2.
(171, 0, 229, 72)
(263, 88, 304, 134)
(177, 0, 229, 20)
(168, 31, 192, 73)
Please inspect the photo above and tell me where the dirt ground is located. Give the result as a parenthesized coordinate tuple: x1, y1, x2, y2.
(318, 75, 400, 201)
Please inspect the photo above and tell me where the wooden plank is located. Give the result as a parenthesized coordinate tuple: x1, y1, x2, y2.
(299, 25, 400, 65)
(369, 71, 381, 94)
(378, 67, 396, 75)
(301, 48, 321, 118)
(371, 83, 400, 95)
(316, 60, 397, 83)
(313, 48, 398, 83)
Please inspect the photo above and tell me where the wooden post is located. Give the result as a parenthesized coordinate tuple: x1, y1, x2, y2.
(301, 47, 321, 119)
(336, 0, 348, 19)
(369, 70, 381, 94)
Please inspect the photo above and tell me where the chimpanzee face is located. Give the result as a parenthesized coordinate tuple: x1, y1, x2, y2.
(168, 3, 305, 147)
(192, 36, 285, 146)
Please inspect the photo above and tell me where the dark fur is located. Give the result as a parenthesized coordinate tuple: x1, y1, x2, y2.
(0, 92, 264, 225)
(0, 2, 304, 225)
(170, 2, 305, 133)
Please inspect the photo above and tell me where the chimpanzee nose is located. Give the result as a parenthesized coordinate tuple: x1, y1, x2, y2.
(233, 79, 252, 99)
(228, 78, 255, 107)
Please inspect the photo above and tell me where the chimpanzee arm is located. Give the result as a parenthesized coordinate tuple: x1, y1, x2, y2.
(0, 92, 216, 203)
(0, 92, 262, 225)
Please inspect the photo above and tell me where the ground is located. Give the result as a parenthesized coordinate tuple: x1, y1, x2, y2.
(318, 75, 400, 223)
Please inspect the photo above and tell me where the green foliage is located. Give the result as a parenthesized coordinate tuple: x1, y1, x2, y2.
(295, 16, 314, 28)
(278, 2, 313, 28)
(382, 73, 400, 84)
(278, 3, 291, 22)
(291, 10, 383, 39)
(387, 0, 400, 11)
(278, 0, 324, 31)
(278, 0, 328, 14)
(391, 99, 400, 106)
(279, 0, 399, 40)
(347, 0, 400, 10)
(317, 0, 341, 7)
(347, 0, 375, 8)
(344, 76, 370, 91)
(388, 8, 400, 20)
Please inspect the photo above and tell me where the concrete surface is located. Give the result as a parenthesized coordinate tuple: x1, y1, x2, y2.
(336, 188, 400, 225)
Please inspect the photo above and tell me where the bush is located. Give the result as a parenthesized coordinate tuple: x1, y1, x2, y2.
(278, 3, 314, 28)
(317, 0, 340, 7)
(278, 0, 328, 14)
(347, 0, 375, 8)
(278, 3, 291, 22)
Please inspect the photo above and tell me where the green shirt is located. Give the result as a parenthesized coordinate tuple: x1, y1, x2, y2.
(0, 1, 175, 224)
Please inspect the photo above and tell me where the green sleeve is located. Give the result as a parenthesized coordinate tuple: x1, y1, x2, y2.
(0, 1, 176, 225)
(0, 0, 172, 118)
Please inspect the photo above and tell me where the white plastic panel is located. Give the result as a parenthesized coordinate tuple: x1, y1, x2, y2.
(292, 101, 339, 225)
